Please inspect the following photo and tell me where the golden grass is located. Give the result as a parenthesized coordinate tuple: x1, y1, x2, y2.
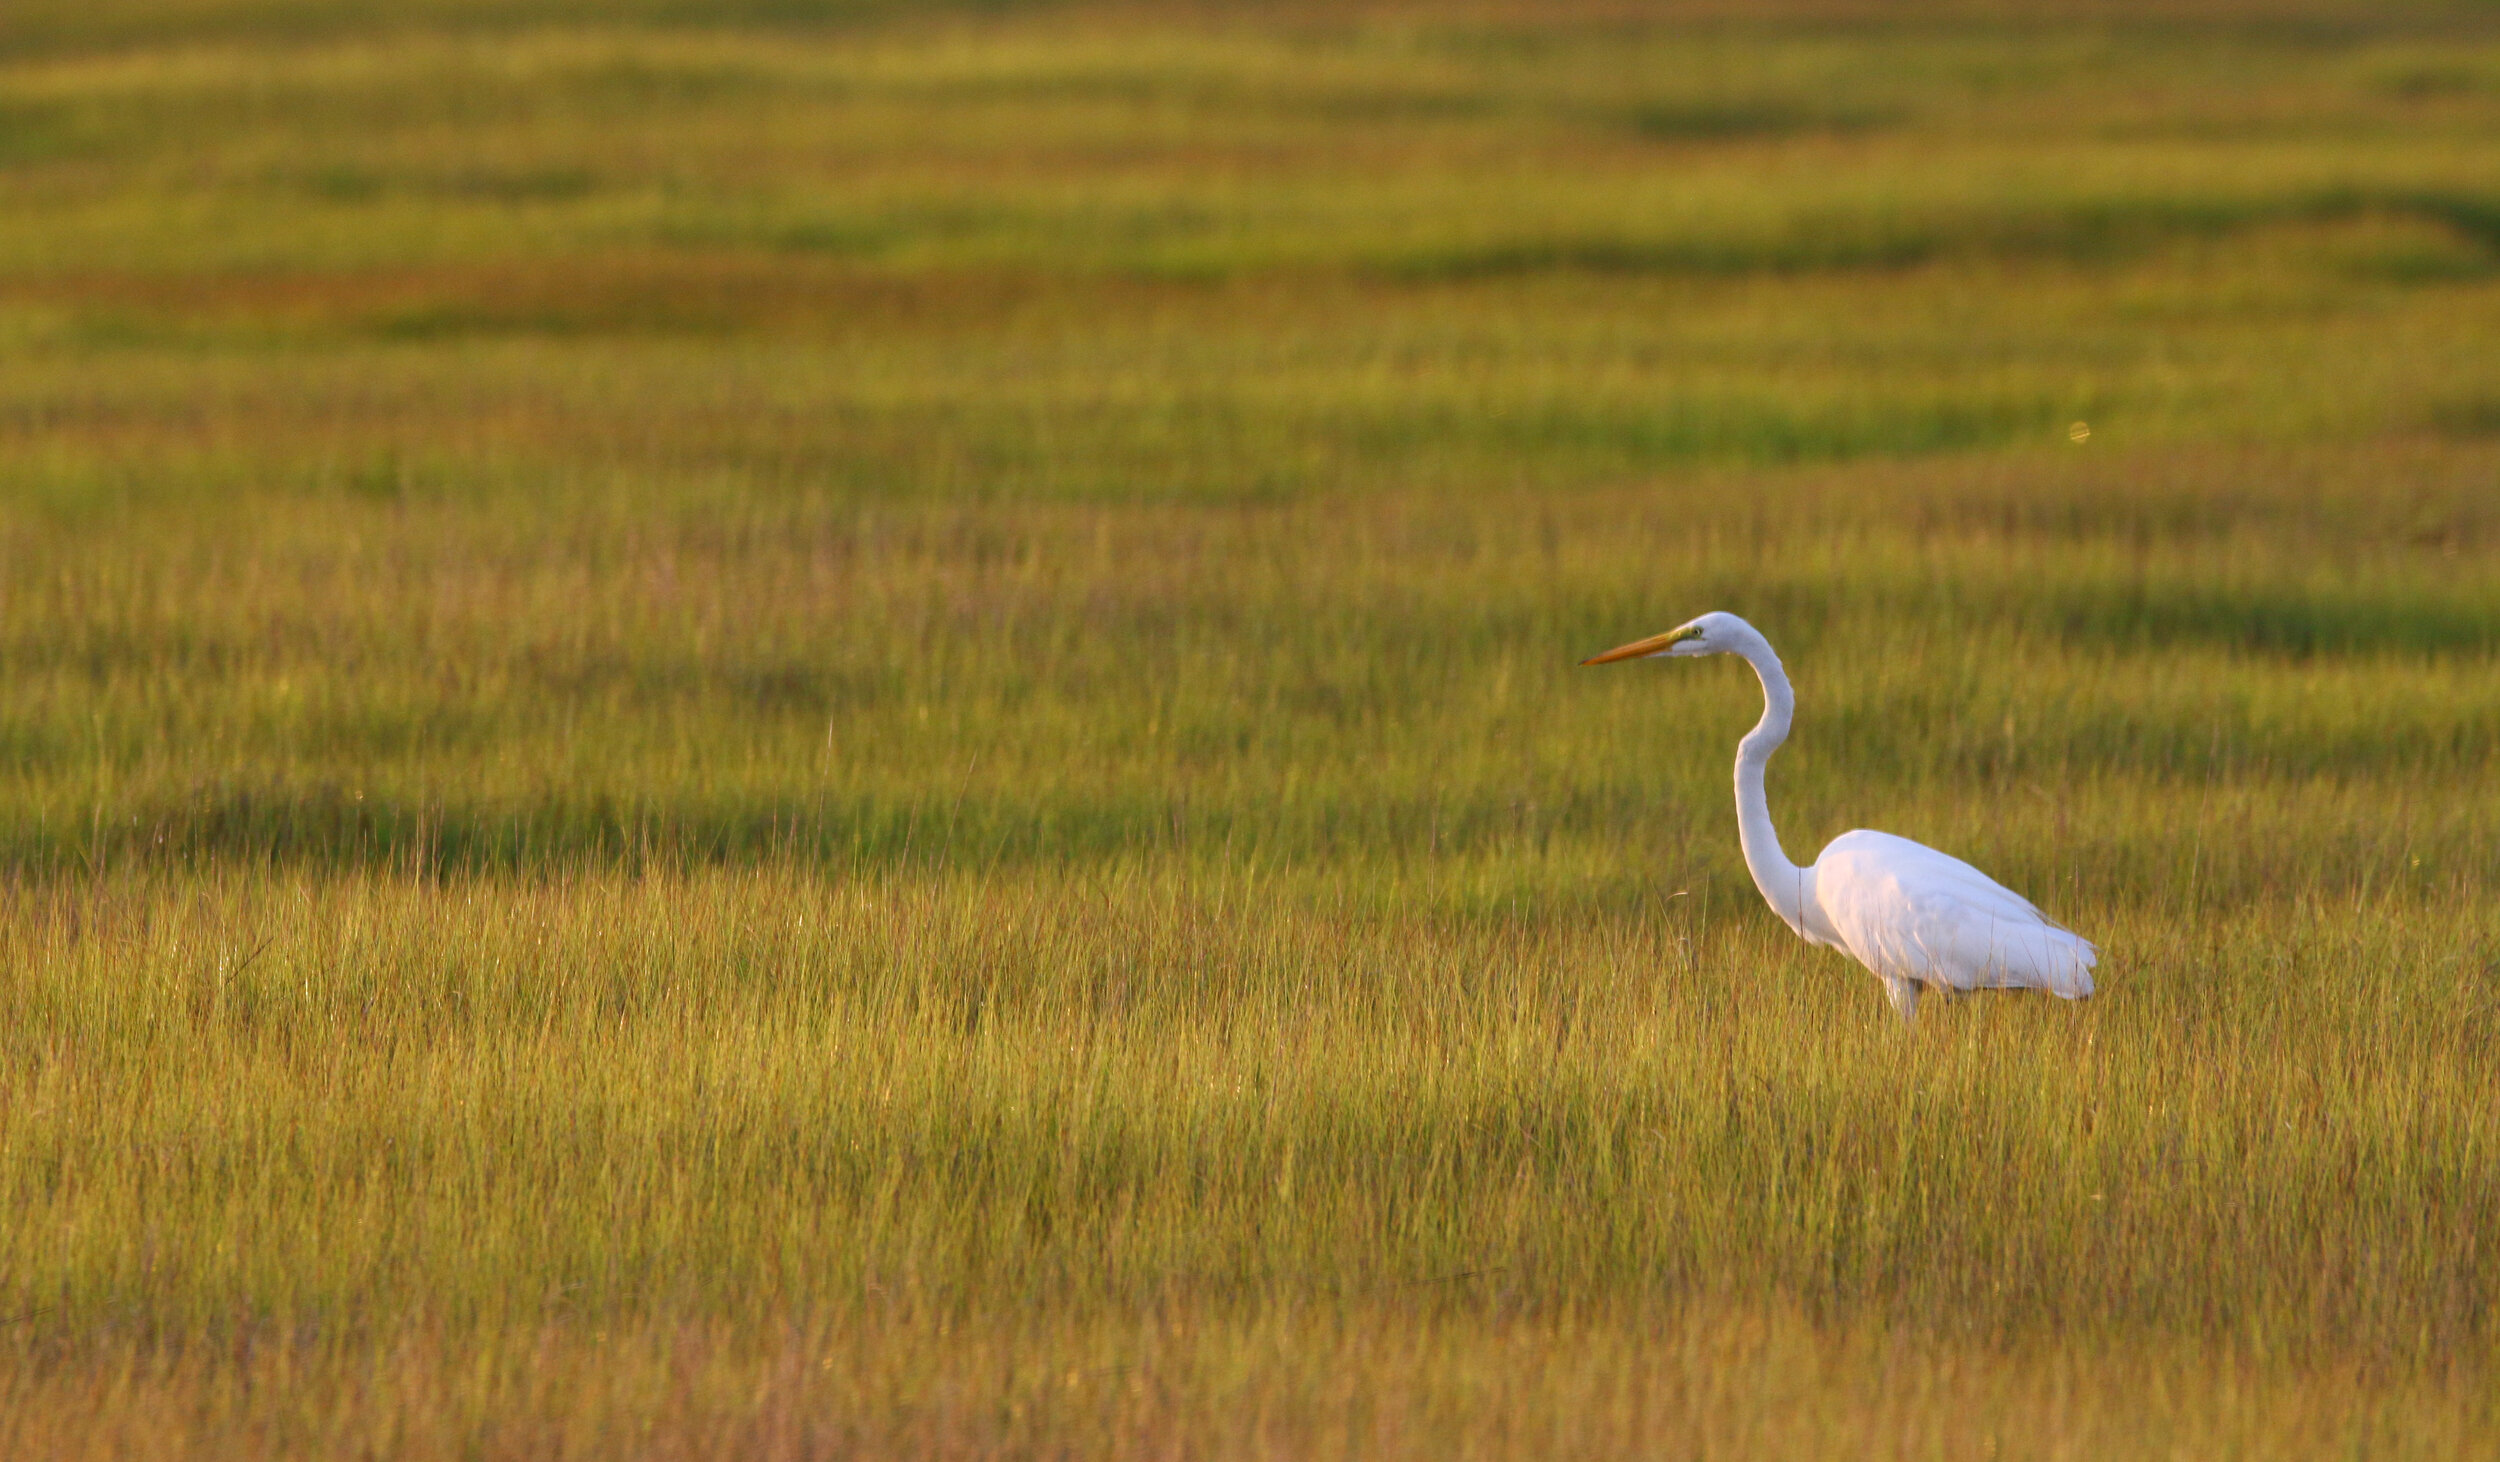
(5, 1303, 2498, 1460)
(2, 862, 2496, 1457)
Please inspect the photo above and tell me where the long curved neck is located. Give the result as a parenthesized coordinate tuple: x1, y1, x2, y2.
(1731, 639, 1810, 934)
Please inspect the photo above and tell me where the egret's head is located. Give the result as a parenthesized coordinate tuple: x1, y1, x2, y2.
(1580, 611, 1754, 665)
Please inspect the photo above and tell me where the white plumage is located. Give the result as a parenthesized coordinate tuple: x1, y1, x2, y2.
(1583, 612, 2095, 1022)
(1808, 830, 2097, 1018)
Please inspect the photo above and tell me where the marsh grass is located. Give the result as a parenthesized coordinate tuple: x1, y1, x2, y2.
(1, 2, 2497, 1455)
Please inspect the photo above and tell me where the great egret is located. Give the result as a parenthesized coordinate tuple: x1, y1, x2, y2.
(1583, 612, 2094, 1021)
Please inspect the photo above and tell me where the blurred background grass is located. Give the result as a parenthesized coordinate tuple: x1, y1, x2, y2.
(1, 1, 2496, 1457)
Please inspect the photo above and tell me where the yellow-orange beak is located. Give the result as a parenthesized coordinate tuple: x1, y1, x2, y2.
(1579, 625, 1699, 665)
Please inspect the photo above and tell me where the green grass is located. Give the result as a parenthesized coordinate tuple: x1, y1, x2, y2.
(1, 2, 2498, 1456)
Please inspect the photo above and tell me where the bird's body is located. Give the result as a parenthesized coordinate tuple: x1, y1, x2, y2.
(1583, 612, 2094, 1021)
(1787, 829, 2097, 1020)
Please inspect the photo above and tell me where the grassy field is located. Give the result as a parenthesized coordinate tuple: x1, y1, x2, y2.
(3, 1, 2499, 1455)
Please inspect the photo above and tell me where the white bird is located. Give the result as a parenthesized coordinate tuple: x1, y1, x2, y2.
(1583, 612, 2094, 1022)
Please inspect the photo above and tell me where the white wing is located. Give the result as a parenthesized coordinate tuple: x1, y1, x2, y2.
(1807, 830, 2095, 999)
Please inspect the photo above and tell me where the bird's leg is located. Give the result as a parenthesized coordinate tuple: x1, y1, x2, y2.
(1883, 978, 1920, 1024)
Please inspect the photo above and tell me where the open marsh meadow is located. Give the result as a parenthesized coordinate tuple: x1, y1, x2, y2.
(3, 0, 2499, 1455)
